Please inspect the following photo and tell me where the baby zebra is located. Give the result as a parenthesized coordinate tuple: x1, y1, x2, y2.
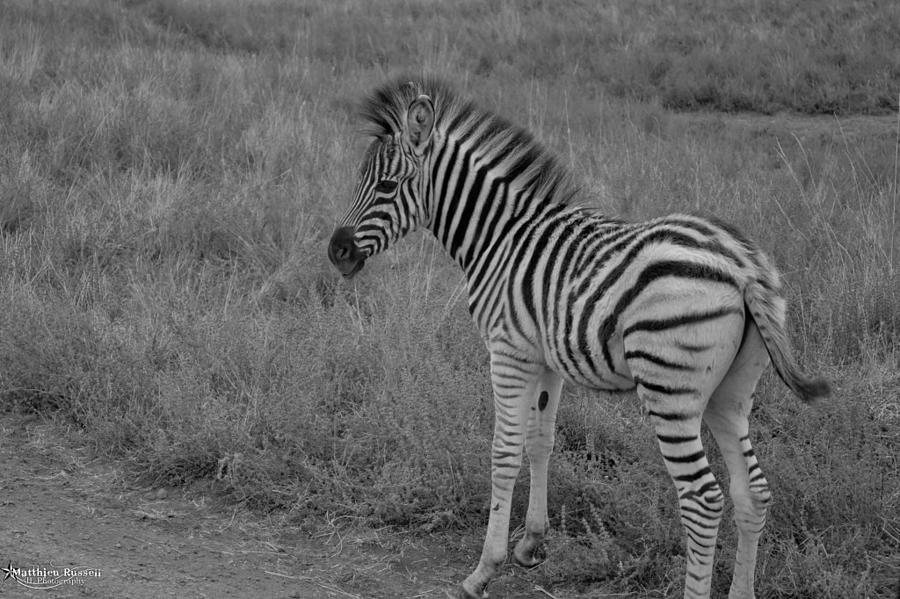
(327, 77, 829, 599)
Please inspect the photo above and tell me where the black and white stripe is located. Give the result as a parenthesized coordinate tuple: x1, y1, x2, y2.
(328, 77, 829, 599)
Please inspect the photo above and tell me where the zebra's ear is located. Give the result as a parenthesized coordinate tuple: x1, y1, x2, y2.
(405, 95, 434, 152)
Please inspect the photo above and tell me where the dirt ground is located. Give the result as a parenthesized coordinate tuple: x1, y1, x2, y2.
(0, 412, 555, 599)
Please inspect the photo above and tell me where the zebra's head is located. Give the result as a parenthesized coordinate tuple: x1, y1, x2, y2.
(328, 83, 436, 278)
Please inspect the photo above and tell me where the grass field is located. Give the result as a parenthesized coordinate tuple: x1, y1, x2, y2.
(1, 0, 899, 597)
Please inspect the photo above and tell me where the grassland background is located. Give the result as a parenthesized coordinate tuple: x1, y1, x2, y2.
(0, 0, 898, 597)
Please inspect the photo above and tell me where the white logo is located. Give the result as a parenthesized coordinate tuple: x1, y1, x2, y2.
(2, 560, 102, 590)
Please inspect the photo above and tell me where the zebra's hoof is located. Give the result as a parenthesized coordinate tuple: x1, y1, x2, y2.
(512, 541, 547, 568)
(444, 584, 486, 599)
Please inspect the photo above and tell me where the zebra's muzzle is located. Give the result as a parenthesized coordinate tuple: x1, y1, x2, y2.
(328, 226, 366, 278)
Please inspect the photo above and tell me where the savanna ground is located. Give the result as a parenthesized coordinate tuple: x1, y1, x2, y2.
(1, 0, 899, 597)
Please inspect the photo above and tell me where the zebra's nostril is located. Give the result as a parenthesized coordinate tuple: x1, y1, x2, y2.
(328, 226, 359, 268)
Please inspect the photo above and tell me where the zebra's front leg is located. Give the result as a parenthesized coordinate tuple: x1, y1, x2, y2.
(513, 370, 564, 567)
(455, 353, 544, 599)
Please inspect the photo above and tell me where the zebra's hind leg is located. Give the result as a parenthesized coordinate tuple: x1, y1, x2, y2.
(703, 321, 772, 599)
(627, 308, 745, 598)
(646, 408, 723, 599)
(513, 370, 564, 567)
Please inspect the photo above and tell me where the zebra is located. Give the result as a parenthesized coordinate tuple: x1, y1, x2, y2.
(327, 77, 830, 599)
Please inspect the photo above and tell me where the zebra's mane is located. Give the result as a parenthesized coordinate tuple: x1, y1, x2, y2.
(359, 76, 581, 205)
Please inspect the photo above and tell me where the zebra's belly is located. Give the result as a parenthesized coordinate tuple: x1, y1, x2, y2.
(543, 330, 636, 392)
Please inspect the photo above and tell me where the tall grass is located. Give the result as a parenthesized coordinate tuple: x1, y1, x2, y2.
(0, 0, 898, 597)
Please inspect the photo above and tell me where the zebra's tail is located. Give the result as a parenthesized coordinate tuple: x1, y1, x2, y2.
(743, 276, 831, 403)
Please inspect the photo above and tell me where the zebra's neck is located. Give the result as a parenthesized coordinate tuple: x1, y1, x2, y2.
(424, 132, 560, 274)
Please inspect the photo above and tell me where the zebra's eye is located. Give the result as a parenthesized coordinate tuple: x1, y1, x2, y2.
(375, 180, 398, 194)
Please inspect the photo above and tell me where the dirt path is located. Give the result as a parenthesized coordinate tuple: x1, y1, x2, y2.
(0, 413, 552, 599)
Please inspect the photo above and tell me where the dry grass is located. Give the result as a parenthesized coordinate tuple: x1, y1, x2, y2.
(0, 0, 898, 597)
